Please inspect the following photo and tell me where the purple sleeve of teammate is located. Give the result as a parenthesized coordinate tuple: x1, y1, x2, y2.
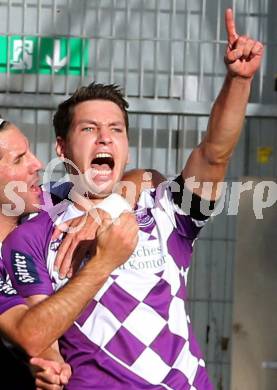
(2, 212, 54, 298)
(0, 261, 25, 315)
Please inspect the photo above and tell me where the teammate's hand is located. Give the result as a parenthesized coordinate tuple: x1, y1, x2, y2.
(52, 209, 106, 278)
(30, 357, 71, 390)
(94, 211, 139, 272)
(224, 8, 263, 78)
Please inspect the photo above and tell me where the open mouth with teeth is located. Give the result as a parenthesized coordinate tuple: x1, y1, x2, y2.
(91, 153, 115, 176)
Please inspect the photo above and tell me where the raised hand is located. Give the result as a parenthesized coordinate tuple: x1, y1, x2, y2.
(224, 8, 263, 78)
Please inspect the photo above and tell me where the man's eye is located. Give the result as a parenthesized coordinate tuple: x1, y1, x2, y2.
(14, 157, 22, 164)
(112, 128, 123, 133)
(82, 127, 95, 132)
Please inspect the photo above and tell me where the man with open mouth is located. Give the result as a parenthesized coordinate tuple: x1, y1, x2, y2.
(2, 9, 264, 390)
(0, 119, 141, 389)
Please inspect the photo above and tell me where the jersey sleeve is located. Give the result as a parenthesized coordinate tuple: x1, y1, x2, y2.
(155, 175, 215, 240)
(0, 262, 25, 315)
(2, 212, 54, 298)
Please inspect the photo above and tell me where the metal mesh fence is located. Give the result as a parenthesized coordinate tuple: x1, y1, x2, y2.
(0, 0, 272, 105)
(0, 1, 276, 389)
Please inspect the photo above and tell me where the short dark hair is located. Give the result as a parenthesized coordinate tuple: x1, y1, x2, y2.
(53, 82, 129, 139)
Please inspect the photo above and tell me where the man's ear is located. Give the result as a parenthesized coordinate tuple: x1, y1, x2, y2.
(56, 137, 66, 159)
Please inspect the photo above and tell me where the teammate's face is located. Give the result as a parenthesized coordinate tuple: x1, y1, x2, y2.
(56, 100, 129, 199)
(0, 125, 42, 215)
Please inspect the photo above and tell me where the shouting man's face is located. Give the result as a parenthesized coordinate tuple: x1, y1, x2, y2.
(56, 100, 129, 201)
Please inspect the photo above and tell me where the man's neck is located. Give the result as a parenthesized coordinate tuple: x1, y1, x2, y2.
(0, 213, 18, 242)
(69, 189, 108, 212)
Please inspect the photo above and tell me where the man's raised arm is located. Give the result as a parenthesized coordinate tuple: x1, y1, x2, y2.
(183, 8, 264, 200)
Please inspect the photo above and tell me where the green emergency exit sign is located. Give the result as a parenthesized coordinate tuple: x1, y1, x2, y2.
(0, 36, 89, 75)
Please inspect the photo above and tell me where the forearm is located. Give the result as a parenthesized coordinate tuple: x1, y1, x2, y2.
(182, 74, 252, 198)
(202, 73, 252, 165)
(16, 259, 110, 356)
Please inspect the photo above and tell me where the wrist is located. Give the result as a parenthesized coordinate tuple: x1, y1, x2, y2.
(226, 71, 254, 84)
(86, 254, 113, 283)
(38, 348, 64, 363)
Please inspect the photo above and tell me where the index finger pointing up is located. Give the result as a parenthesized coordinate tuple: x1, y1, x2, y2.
(225, 8, 239, 46)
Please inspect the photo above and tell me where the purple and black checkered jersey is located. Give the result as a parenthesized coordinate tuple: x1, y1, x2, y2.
(0, 248, 25, 315)
(2, 178, 213, 390)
